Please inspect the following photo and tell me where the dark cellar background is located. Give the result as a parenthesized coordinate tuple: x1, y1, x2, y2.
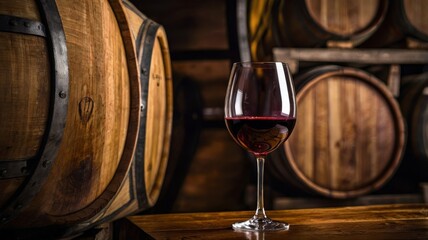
(130, 0, 428, 214)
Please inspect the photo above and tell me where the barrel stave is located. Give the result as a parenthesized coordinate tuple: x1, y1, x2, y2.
(271, 66, 405, 199)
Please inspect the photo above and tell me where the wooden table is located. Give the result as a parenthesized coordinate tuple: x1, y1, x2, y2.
(115, 204, 428, 239)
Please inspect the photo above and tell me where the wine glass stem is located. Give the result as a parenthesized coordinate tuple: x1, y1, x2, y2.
(254, 156, 267, 220)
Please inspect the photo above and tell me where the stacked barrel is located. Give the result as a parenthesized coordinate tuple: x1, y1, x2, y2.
(0, 0, 173, 238)
(243, 0, 428, 199)
(247, 0, 428, 59)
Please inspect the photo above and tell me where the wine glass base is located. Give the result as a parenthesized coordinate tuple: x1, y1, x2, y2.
(232, 216, 289, 232)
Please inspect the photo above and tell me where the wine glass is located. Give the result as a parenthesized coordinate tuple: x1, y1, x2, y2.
(224, 62, 297, 231)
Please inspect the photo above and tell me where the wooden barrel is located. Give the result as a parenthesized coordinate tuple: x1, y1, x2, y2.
(274, 0, 388, 48)
(64, 0, 173, 235)
(123, 0, 173, 210)
(399, 72, 428, 182)
(363, 0, 428, 48)
(268, 66, 405, 199)
(400, 0, 428, 44)
(0, 0, 171, 237)
(0, 0, 140, 233)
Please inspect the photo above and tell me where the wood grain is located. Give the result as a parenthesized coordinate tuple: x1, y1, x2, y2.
(270, 66, 405, 198)
(87, 0, 174, 225)
(44, 0, 131, 216)
(0, 0, 40, 20)
(273, 48, 428, 66)
(0, 33, 50, 162)
(305, 0, 380, 36)
(363, 0, 428, 47)
(0, 0, 140, 233)
(403, 0, 428, 36)
(275, 0, 387, 47)
(116, 204, 428, 240)
(124, 0, 174, 207)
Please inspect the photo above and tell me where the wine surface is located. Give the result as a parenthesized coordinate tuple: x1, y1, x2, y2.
(225, 116, 296, 156)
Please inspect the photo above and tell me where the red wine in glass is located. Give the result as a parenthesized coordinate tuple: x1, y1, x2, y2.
(224, 62, 297, 231)
(225, 116, 296, 157)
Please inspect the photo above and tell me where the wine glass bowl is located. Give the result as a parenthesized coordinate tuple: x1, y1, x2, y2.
(224, 62, 297, 231)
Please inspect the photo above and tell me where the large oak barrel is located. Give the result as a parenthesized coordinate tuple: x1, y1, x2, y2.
(0, 0, 140, 234)
(92, 0, 174, 222)
(399, 72, 428, 182)
(269, 66, 405, 199)
(0, 0, 171, 237)
(362, 0, 428, 48)
(274, 0, 388, 48)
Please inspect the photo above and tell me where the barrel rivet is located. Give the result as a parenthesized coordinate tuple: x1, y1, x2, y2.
(42, 160, 51, 168)
(24, 22, 30, 27)
(15, 204, 23, 210)
(9, 19, 18, 26)
(59, 91, 66, 98)
(0, 169, 7, 177)
(141, 68, 148, 75)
